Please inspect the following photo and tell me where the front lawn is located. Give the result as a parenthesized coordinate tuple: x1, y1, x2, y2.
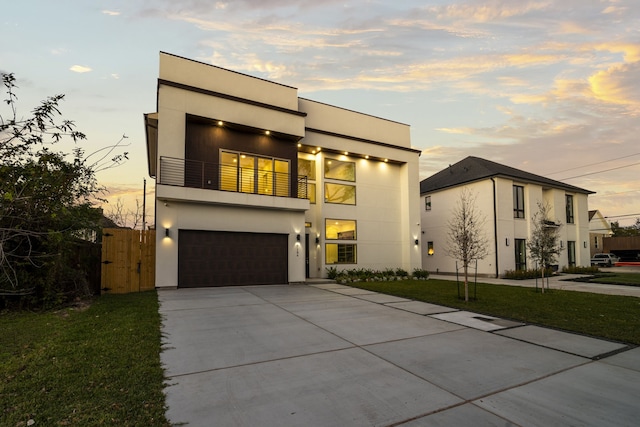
(349, 279, 640, 345)
(568, 273, 640, 287)
(0, 292, 169, 426)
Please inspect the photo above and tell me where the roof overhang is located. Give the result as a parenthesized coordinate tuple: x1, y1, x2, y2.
(144, 112, 158, 178)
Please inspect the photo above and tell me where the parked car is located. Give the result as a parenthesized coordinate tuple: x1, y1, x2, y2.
(590, 253, 620, 267)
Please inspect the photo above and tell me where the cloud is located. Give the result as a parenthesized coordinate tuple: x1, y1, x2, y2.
(588, 62, 640, 112)
(102, 10, 121, 16)
(70, 65, 92, 73)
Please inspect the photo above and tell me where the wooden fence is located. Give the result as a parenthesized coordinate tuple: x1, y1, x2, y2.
(101, 228, 156, 294)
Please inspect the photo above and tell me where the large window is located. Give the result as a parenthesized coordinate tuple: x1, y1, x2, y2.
(325, 183, 356, 205)
(515, 238, 526, 270)
(324, 158, 355, 181)
(566, 195, 574, 224)
(298, 158, 316, 180)
(220, 150, 289, 196)
(325, 219, 356, 240)
(298, 158, 316, 203)
(513, 185, 525, 219)
(326, 244, 357, 264)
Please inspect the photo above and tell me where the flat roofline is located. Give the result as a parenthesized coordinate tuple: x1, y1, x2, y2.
(305, 127, 421, 155)
(299, 97, 410, 127)
(160, 51, 299, 90)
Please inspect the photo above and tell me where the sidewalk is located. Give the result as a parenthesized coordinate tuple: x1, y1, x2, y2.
(430, 267, 640, 298)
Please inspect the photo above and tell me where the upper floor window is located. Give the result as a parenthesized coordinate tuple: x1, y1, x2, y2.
(513, 185, 525, 219)
(324, 158, 355, 182)
(298, 158, 316, 180)
(425, 195, 431, 211)
(325, 219, 356, 240)
(220, 150, 289, 196)
(325, 183, 356, 205)
(566, 194, 574, 224)
(298, 157, 316, 203)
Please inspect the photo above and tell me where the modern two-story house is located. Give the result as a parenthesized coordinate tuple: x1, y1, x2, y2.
(145, 52, 422, 288)
(420, 156, 593, 277)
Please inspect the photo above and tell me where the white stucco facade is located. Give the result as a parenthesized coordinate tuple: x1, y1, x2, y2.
(146, 52, 422, 288)
(420, 162, 592, 277)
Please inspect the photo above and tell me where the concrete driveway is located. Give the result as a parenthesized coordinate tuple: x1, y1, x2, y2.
(159, 284, 640, 426)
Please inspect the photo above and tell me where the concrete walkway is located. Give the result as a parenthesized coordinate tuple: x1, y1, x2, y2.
(430, 266, 640, 298)
(159, 284, 640, 426)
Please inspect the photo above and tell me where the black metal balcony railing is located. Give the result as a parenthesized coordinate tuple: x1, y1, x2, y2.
(159, 156, 308, 199)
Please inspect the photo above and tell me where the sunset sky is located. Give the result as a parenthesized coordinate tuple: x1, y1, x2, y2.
(2, 0, 639, 226)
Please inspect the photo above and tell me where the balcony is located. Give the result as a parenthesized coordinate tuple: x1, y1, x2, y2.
(158, 157, 309, 207)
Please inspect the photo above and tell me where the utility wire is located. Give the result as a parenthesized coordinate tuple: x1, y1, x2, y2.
(546, 152, 640, 176)
(559, 161, 640, 180)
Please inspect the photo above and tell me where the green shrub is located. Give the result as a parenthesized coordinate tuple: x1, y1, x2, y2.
(326, 266, 338, 279)
(412, 268, 430, 279)
(395, 268, 409, 277)
(562, 265, 599, 274)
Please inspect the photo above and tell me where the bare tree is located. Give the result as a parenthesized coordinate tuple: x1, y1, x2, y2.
(446, 188, 490, 302)
(105, 198, 143, 229)
(527, 202, 562, 293)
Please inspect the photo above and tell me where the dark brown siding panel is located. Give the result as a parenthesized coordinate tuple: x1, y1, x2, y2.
(185, 118, 298, 194)
(178, 230, 288, 287)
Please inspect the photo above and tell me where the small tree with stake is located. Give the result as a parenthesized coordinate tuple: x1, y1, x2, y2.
(446, 188, 490, 302)
(527, 202, 562, 293)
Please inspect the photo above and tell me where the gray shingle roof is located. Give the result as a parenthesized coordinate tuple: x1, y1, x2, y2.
(420, 156, 594, 195)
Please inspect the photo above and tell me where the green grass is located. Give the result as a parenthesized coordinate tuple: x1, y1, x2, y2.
(349, 279, 640, 345)
(572, 273, 640, 287)
(0, 291, 169, 426)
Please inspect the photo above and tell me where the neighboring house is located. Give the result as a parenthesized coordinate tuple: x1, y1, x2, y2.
(588, 210, 613, 257)
(144, 52, 422, 288)
(420, 156, 593, 277)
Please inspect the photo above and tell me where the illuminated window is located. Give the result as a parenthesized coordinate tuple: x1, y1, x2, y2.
(325, 219, 356, 240)
(220, 150, 289, 196)
(307, 183, 316, 204)
(326, 243, 357, 264)
(324, 158, 355, 182)
(325, 183, 356, 205)
(427, 241, 434, 256)
(298, 158, 316, 180)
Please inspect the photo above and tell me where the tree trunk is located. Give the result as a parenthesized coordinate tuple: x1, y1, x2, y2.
(464, 264, 469, 302)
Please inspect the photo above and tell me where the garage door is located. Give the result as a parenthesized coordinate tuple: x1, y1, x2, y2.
(178, 230, 288, 287)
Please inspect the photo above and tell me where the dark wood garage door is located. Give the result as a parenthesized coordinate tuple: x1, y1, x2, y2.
(178, 230, 288, 287)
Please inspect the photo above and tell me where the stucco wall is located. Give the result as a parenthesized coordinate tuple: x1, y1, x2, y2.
(421, 177, 591, 277)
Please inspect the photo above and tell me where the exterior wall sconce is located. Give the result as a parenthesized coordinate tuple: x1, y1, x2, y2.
(315, 236, 320, 244)
(165, 228, 170, 238)
(296, 234, 301, 241)
(415, 239, 419, 245)
(584, 241, 587, 248)
(560, 241, 564, 248)
(506, 238, 510, 246)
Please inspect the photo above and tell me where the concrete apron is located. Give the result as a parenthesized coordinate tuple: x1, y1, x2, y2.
(158, 284, 640, 427)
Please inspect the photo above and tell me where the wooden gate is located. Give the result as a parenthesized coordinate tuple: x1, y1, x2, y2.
(101, 228, 156, 294)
